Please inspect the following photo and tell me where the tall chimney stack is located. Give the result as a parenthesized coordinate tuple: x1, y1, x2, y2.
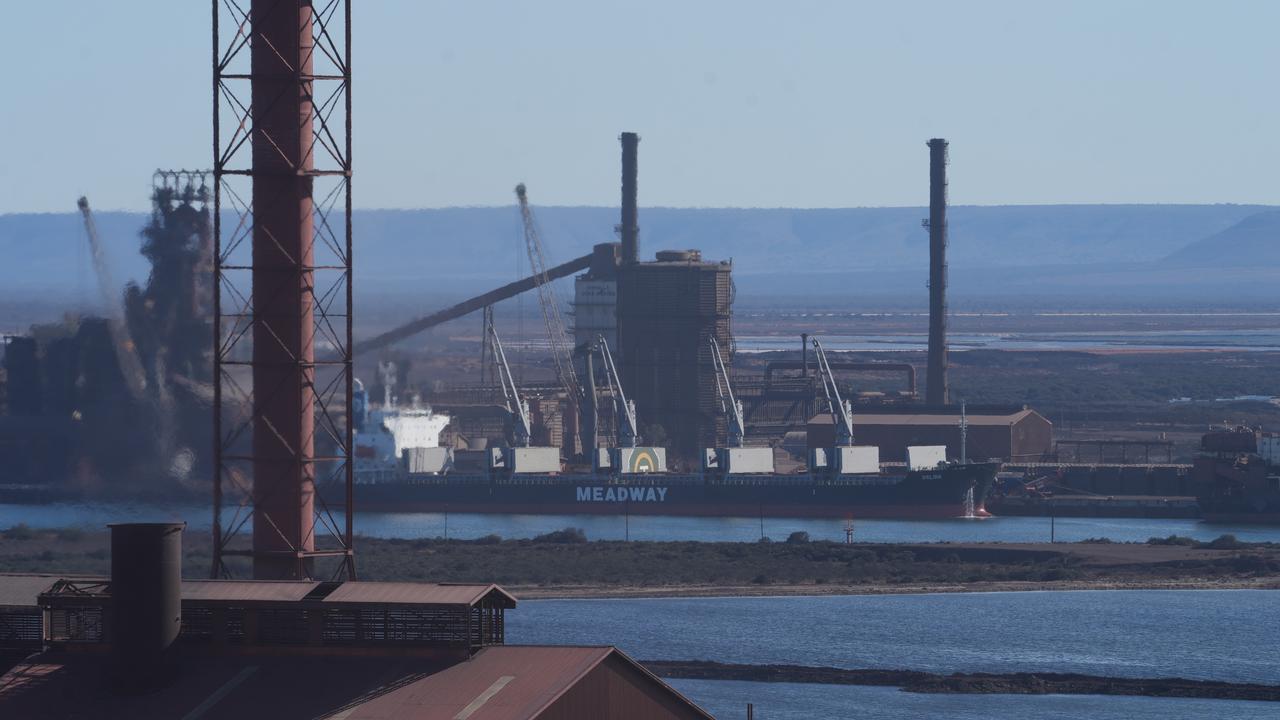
(926, 138, 949, 405)
(619, 132, 640, 264)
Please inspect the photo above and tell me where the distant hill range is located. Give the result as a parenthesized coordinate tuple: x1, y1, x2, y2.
(1162, 210, 1280, 267)
(2, 204, 1275, 316)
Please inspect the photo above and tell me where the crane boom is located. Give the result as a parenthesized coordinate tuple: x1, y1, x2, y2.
(515, 184, 581, 406)
(709, 337, 745, 447)
(77, 196, 148, 400)
(488, 317, 532, 447)
(596, 336, 637, 448)
(811, 337, 854, 446)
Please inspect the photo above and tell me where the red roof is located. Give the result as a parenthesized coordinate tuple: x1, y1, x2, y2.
(0, 646, 711, 720)
(181, 579, 319, 603)
(342, 645, 713, 719)
(0, 655, 453, 719)
(0, 573, 62, 609)
(5, 575, 518, 610)
(323, 581, 517, 608)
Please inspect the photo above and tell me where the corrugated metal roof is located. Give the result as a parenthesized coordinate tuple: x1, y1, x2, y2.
(10, 576, 516, 609)
(0, 654, 451, 719)
(322, 582, 517, 608)
(343, 645, 713, 720)
(181, 579, 320, 603)
(0, 646, 713, 720)
(0, 574, 64, 609)
(811, 409, 1037, 427)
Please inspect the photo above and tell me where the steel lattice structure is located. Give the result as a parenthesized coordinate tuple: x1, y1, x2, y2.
(212, 0, 354, 580)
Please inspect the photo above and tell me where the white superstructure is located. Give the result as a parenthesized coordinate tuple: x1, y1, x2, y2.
(353, 376, 450, 483)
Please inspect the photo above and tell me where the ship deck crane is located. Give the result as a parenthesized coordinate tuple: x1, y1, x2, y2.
(812, 337, 854, 446)
(596, 336, 637, 448)
(709, 337, 745, 447)
(706, 337, 775, 475)
(488, 317, 532, 447)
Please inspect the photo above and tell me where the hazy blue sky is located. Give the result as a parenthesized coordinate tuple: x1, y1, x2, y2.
(2, 1, 1277, 212)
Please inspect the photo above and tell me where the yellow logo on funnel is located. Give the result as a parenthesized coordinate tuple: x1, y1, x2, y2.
(629, 448, 658, 473)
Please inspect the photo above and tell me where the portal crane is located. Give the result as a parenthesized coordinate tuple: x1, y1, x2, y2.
(709, 337, 745, 447)
(515, 184, 581, 409)
(812, 337, 854, 446)
(489, 317, 533, 447)
(595, 336, 637, 448)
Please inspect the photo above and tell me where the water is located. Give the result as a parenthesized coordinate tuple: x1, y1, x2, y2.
(508, 590, 1280, 719)
(962, 487, 975, 519)
(508, 591, 1280, 683)
(4, 502, 1279, 545)
(669, 681, 1280, 720)
(735, 329, 1280, 353)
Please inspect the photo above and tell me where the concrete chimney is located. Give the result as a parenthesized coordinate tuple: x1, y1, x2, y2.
(619, 132, 640, 264)
(926, 138, 949, 405)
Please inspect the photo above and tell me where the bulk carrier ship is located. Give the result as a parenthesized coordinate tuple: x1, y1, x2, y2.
(350, 337, 997, 520)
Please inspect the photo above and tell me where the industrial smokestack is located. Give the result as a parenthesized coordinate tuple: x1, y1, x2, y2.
(250, 0, 317, 580)
(926, 138, 949, 405)
(619, 132, 640, 264)
(109, 522, 184, 692)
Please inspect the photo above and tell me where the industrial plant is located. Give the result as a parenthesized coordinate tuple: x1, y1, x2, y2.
(2, 1, 1279, 718)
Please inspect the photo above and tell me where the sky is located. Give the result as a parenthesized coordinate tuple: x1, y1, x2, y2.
(1, 1, 1277, 213)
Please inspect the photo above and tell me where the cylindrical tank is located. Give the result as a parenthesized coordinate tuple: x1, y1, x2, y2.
(109, 522, 184, 691)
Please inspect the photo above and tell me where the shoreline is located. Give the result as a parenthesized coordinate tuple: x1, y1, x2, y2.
(509, 576, 1280, 600)
(4, 529, 1278, 600)
(641, 661, 1280, 702)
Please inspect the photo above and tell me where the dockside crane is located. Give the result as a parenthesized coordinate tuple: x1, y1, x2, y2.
(595, 336, 637, 448)
(709, 337, 745, 448)
(515, 184, 581, 411)
(77, 196, 148, 401)
(812, 337, 854, 447)
(488, 317, 533, 447)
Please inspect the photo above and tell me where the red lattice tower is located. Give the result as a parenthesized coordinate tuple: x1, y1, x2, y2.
(212, 0, 355, 580)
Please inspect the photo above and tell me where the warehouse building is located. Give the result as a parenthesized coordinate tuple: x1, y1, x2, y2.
(807, 405, 1052, 463)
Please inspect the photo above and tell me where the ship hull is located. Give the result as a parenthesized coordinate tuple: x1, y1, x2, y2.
(350, 462, 998, 520)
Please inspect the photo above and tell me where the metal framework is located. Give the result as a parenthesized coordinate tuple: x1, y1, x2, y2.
(212, 0, 354, 580)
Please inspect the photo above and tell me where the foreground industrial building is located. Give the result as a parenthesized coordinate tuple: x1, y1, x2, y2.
(0, 525, 712, 719)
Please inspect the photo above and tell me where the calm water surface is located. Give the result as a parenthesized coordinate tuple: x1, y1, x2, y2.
(510, 590, 1280, 719)
(669, 681, 1280, 720)
(507, 590, 1280, 682)
(3, 502, 1278, 544)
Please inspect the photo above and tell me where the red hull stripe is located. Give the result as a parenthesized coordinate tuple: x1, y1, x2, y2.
(354, 501, 985, 520)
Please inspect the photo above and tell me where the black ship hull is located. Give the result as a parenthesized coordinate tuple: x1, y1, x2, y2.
(351, 462, 998, 520)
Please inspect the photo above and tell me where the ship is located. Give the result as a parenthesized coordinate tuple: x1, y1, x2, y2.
(353, 367, 452, 485)
(351, 461, 997, 519)
(348, 336, 999, 520)
(1194, 426, 1280, 523)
